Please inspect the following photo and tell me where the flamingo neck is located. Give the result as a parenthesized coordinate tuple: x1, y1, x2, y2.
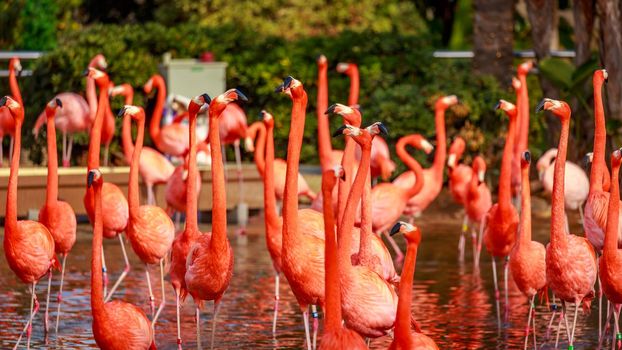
(512, 85, 523, 162)
(45, 112, 59, 207)
(254, 123, 267, 176)
(518, 73, 530, 151)
(347, 69, 359, 106)
(148, 76, 166, 142)
(357, 168, 373, 262)
(264, 122, 280, 236)
(91, 182, 105, 317)
(337, 138, 357, 226)
(467, 169, 479, 199)
(339, 138, 372, 271)
(185, 108, 199, 232)
(121, 114, 134, 164)
(592, 78, 606, 192)
(87, 81, 108, 170)
(551, 117, 570, 247)
(499, 114, 516, 210)
(518, 164, 532, 245)
(8, 67, 22, 106)
(394, 240, 419, 343)
(208, 107, 228, 251)
(432, 107, 447, 175)
(282, 90, 308, 251)
(129, 115, 145, 215)
(396, 136, 424, 198)
(322, 178, 341, 330)
(604, 158, 621, 254)
(5, 117, 22, 232)
(317, 64, 333, 170)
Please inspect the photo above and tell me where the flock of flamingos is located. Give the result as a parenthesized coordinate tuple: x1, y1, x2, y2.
(0, 53, 618, 350)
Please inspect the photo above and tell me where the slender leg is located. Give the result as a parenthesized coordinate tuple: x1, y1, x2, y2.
(599, 304, 613, 349)
(302, 310, 312, 350)
(555, 310, 565, 349)
(104, 235, 131, 302)
(196, 307, 202, 350)
(62, 132, 69, 167)
(145, 265, 155, 318)
(103, 145, 109, 167)
(599, 261, 604, 340)
(311, 305, 319, 350)
(492, 257, 501, 328)
(579, 204, 585, 225)
(175, 290, 182, 350)
(9, 137, 14, 163)
(458, 215, 467, 263)
(152, 259, 166, 326)
(14, 282, 38, 350)
(475, 216, 486, 268)
(382, 230, 404, 262)
(524, 295, 534, 350)
(66, 134, 73, 167)
(210, 301, 221, 350)
(532, 297, 537, 350)
(55, 254, 67, 333)
(272, 272, 280, 336)
(101, 246, 108, 297)
(147, 184, 156, 206)
(44, 270, 53, 334)
(503, 256, 509, 321)
(546, 294, 558, 340)
(569, 302, 579, 347)
(614, 305, 621, 350)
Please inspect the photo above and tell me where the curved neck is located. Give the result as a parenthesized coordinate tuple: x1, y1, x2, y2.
(121, 114, 134, 164)
(395, 240, 419, 343)
(264, 122, 279, 234)
(129, 116, 144, 214)
(209, 107, 228, 251)
(6, 117, 22, 231)
(432, 107, 447, 173)
(337, 139, 357, 226)
(86, 78, 98, 121)
(347, 69, 359, 106)
(551, 116, 570, 247)
(46, 112, 59, 206)
(254, 123, 267, 176)
(186, 108, 199, 232)
(396, 137, 424, 198)
(322, 178, 341, 330)
(87, 82, 108, 169)
(604, 159, 621, 254)
(317, 64, 333, 170)
(518, 164, 532, 244)
(358, 168, 373, 261)
(518, 74, 530, 151)
(9, 68, 22, 106)
(148, 77, 166, 141)
(592, 78, 607, 192)
(282, 90, 309, 249)
(91, 182, 105, 317)
(339, 138, 371, 270)
(499, 114, 516, 210)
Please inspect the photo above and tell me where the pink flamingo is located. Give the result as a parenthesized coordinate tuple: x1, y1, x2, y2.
(0, 57, 22, 166)
(112, 83, 175, 205)
(82, 68, 130, 301)
(185, 90, 244, 349)
(511, 61, 534, 203)
(121, 105, 175, 326)
(467, 156, 492, 267)
(447, 136, 474, 261)
(394, 95, 458, 218)
(537, 98, 597, 348)
(509, 151, 546, 349)
(37, 98, 77, 333)
(1, 96, 58, 349)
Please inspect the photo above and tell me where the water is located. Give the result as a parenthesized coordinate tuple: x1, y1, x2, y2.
(0, 200, 605, 349)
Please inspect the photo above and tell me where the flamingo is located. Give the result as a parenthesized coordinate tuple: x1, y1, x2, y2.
(37, 98, 77, 334)
(599, 147, 622, 348)
(511, 61, 534, 203)
(318, 166, 367, 350)
(112, 83, 175, 205)
(164, 157, 201, 219)
(333, 122, 399, 338)
(447, 136, 474, 261)
(394, 95, 458, 218)
(168, 94, 210, 348)
(100, 81, 116, 166)
(145, 74, 189, 157)
(389, 222, 439, 350)
(508, 151, 547, 349)
(536, 148, 589, 220)
(536, 98, 597, 348)
(1, 96, 58, 349)
(369, 134, 434, 261)
(185, 89, 244, 349)
(33, 54, 106, 167)
(120, 105, 175, 327)
(87, 169, 155, 350)
(467, 156, 492, 267)
(0, 57, 22, 167)
(82, 68, 130, 301)
(483, 100, 519, 320)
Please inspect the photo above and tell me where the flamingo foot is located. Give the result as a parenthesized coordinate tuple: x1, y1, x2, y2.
(177, 338, 183, 350)
(62, 159, 70, 167)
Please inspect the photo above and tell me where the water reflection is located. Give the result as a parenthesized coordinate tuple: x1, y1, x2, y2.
(0, 209, 604, 349)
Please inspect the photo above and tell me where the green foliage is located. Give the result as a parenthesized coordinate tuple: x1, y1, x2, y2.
(17, 0, 59, 50)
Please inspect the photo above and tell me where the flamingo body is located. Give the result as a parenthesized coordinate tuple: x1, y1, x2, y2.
(5, 221, 56, 284)
(165, 164, 202, 213)
(483, 204, 518, 257)
(127, 206, 175, 264)
(93, 300, 154, 350)
(538, 149, 589, 210)
(449, 164, 472, 205)
(84, 183, 129, 239)
(39, 201, 77, 255)
(33, 93, 91, 135)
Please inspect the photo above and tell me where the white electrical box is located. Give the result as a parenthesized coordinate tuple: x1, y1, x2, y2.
(159, 53, 227, 99)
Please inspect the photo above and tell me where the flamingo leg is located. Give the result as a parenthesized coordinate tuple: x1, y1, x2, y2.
(210, 300, 221, 350)
(145, 264, 155, 318)
(147, 184, 156, 206)
(272, 272, 280, 336)
(9, 136, 14, 163)
(311, 305, 319, 350)
(14, 282, 38, 350)
(234, 140, 247, 236)
(61, 132, 69, 167)
(555, 309, 565, 349)
(545, 294, 558, 340)
(523, 295, 534, 350)
(475, 216, 486, 268)
(152, 259, 166, 326)
(101, 246, 108, 297)
(569, 302, 580, 347)
(579, 203, 585, 225)
(55, 254, 67, 333)
(532, 297, 537, 350)
(66, 134, 73, 167)
(196, 307, 202, 350)
(458, 215, 467, 262)
(302, 310, 312, 350)
(103, 144, 110, 167)
(491, 257, 501, 328)
(503, 256, 509, 321)
(175, 290, 182, 349)
(599, 260, 604, 340)
(599, 304, 614, 349)
(104, 235, 131, 302)
(382, 230, 404, 262)
(44, 269, 53, 334)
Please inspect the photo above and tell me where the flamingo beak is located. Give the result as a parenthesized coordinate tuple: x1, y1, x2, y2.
(389, 222, 402, 236)
(244, 137, 254, 152)
(235, 89, 248, 102)
(478, 170, 485, 183)
(325, 104, 337, 115)
(87, 170, 96, 187)
(447, 154, 456, 168)
(55, 98, 63, 108)
(535, 99, 547, 113)
(332, 125, 347, 137)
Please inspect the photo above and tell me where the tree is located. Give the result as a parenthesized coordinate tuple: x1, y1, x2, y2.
(597, 0, 622, 122)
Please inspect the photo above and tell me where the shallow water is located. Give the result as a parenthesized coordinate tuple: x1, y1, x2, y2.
(0, 202, 605, 349)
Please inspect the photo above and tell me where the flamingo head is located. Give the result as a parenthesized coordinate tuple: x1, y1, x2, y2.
(45, 98, 63, 117)
(336, 62, 357, 75)
(517, 60, 534, 76)
(143, 76, 155, 94)
(473, 156, 487, 183)
(275, 76, 303, 99)
(209, 89, 247, 116)
(9, 57, 22, 77)
(322, 165, 346, 192)
(317, 54, 327, 67)
(325, 103, 361, 126)
(83, 67, 109, 87)
(189, 93, 211, 116)
(89, 54, 108, 70)
(612, 148, 622, 169)
(495, 99, 517, 119)
(409, 134, 434, 154)
(511, 77, 521, 91)
(0, 96, 24, 121)
(117, 105, 144, 121)
(436, 95, 458, 110)
(333, 124, 361, 138)
(261, 110, 275, 128)
(447, 137, 466, 168)
(584, 152, 594, 170)
(390, 221, 422, 245)
(87, 169, 103, 188)
(536, 98, 570, 121)
(522, 150, 532, 169)
(366, 121, 389, 137)
(594, 69, 608, 85)
(110, 84, 127, 97)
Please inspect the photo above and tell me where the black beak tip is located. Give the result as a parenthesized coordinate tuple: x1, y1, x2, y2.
(55, 98, 63, 108)
(82, 69, 89, 77)
(201, 93, 212, 105)
(0, 96, 6, 107)
(389, 222, 402, 236)
(535, 99, 546, 113)
(325, 104, 337, 115)
(523, 151, 531, 163)
(117, 107, 126, 118)
(332, 125, 347, 138)
(87, 171, 95, 188)
(339, 172, 346, 181)
(494, 102, 501, 111)
(236, 89, 248, 102)
(378, 123, 389, 136)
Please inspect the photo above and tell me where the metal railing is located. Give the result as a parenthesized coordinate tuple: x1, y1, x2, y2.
(0, 51, 44, 77)
(433, 49, 576, 59)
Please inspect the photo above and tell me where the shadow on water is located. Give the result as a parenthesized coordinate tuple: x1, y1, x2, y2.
(0, 195, 604, 349)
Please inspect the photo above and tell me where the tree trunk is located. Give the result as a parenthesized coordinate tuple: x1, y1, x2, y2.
(598, 0, 622, 122)
(472, 0, 514, 86)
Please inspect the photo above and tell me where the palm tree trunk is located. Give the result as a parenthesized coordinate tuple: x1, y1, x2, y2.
(597, 0, 622, 122)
